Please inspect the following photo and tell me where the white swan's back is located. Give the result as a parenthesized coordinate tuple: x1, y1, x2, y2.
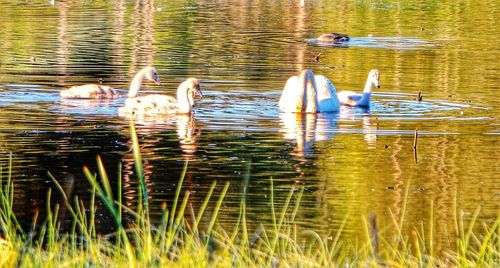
(314, 75, 339, 112)
(279, 76, 303, 113)
(119, 95, 178, 115)
(337, 90, 363, 106)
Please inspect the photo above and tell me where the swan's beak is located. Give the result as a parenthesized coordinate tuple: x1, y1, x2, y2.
(193, 84, 203, 99)
(376, 84, 381, 88)
(194, 89, 203, 99)
(154, 77, 161, 85)
(375, 81, 381, 88)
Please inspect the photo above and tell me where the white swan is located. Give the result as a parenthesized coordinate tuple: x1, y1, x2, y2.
(337, 69, 380, 107)
(279, 69, 340, 113)
(60, 67, 161, 99)
(119, 78, 202, 115)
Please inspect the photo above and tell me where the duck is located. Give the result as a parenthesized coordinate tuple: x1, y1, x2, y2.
(337, 69, 380, 107)
(59, 67, 161, 99)
(119, 78, 202, 115)
(279, 69, 340, 113)
(317, 33, 350, 43)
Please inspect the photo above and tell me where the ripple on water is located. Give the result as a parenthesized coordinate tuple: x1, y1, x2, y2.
(305, 36, 436, 50)
(0, 85, 490, 135)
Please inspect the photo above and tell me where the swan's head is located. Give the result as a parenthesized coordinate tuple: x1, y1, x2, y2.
(183, 78, 203, 99)
(369, 69, 381, 88)
(144, 67, 161, 85)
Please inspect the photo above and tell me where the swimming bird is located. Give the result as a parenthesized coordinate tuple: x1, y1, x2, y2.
(60, 67, 161, 99)
(317, 33, 350, 43)
(337, 69, 380, 107)
(119, 78, 202, 115)
(279, 69, 340, 113)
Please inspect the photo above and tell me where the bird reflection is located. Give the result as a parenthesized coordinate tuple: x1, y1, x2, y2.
(279, 113, 338, 160)
(338, 106, 378, 146)
(121, 114, 202, 157)
(59, 97, 117, 108)
(279, 109, 379, 160)
(176, 115, 201, 156)
(120, 115, 202, 208)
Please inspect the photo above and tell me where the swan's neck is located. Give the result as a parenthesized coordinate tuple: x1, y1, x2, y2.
(363, 74, 374, 94)
(128, 69, 148, 98)
(358, 73, 374, 106)
(300, 69, 318, 113)
(176, 85, 192, 114)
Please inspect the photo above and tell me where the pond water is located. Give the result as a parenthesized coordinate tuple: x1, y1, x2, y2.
(0, 0, 498, 252)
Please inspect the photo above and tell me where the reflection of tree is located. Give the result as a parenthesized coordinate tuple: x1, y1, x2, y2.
(57, 0, 69, 84)
(294, 2, 306, 72)
(130, 0, 156, 73)
(111, 0, 126, 67)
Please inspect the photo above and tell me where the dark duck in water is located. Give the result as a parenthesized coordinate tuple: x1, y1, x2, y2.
(317, 33, 350, 43)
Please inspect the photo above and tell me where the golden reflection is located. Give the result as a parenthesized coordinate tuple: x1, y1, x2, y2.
(294, 1, 306, 72)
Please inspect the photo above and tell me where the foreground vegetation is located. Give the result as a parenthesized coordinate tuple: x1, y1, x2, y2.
(0, 124, 498, 267)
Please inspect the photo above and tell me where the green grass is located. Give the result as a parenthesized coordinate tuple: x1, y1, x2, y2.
(0, 122, 498, 267)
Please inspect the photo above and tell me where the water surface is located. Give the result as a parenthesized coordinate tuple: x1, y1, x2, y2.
(0, 0, 498, 252)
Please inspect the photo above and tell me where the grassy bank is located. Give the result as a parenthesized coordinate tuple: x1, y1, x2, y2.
(0, 123, 498, 267)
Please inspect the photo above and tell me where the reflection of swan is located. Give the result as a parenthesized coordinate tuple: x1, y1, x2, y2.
(339, 107, 378, 146)
(119, 78, 202, 115)
(317, 33, 350, 43)
(121, 117, 202, 206)
(122, 114, 202, 157)
(60, 67, 161, 99)
(279, 69, 340, 113)
(176, 115, 202, 156)
(337, 69, 380, 107)
(58, 98, 118, 116)
(280, 113, 338, 158)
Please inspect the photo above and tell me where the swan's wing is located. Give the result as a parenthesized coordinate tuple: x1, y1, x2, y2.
(60, 84, 117, 99)
(314, 75, 340, 112)
(151, 95, 179, 113)
(279, 76, 304, 112)
(337, 90, 362, 106)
